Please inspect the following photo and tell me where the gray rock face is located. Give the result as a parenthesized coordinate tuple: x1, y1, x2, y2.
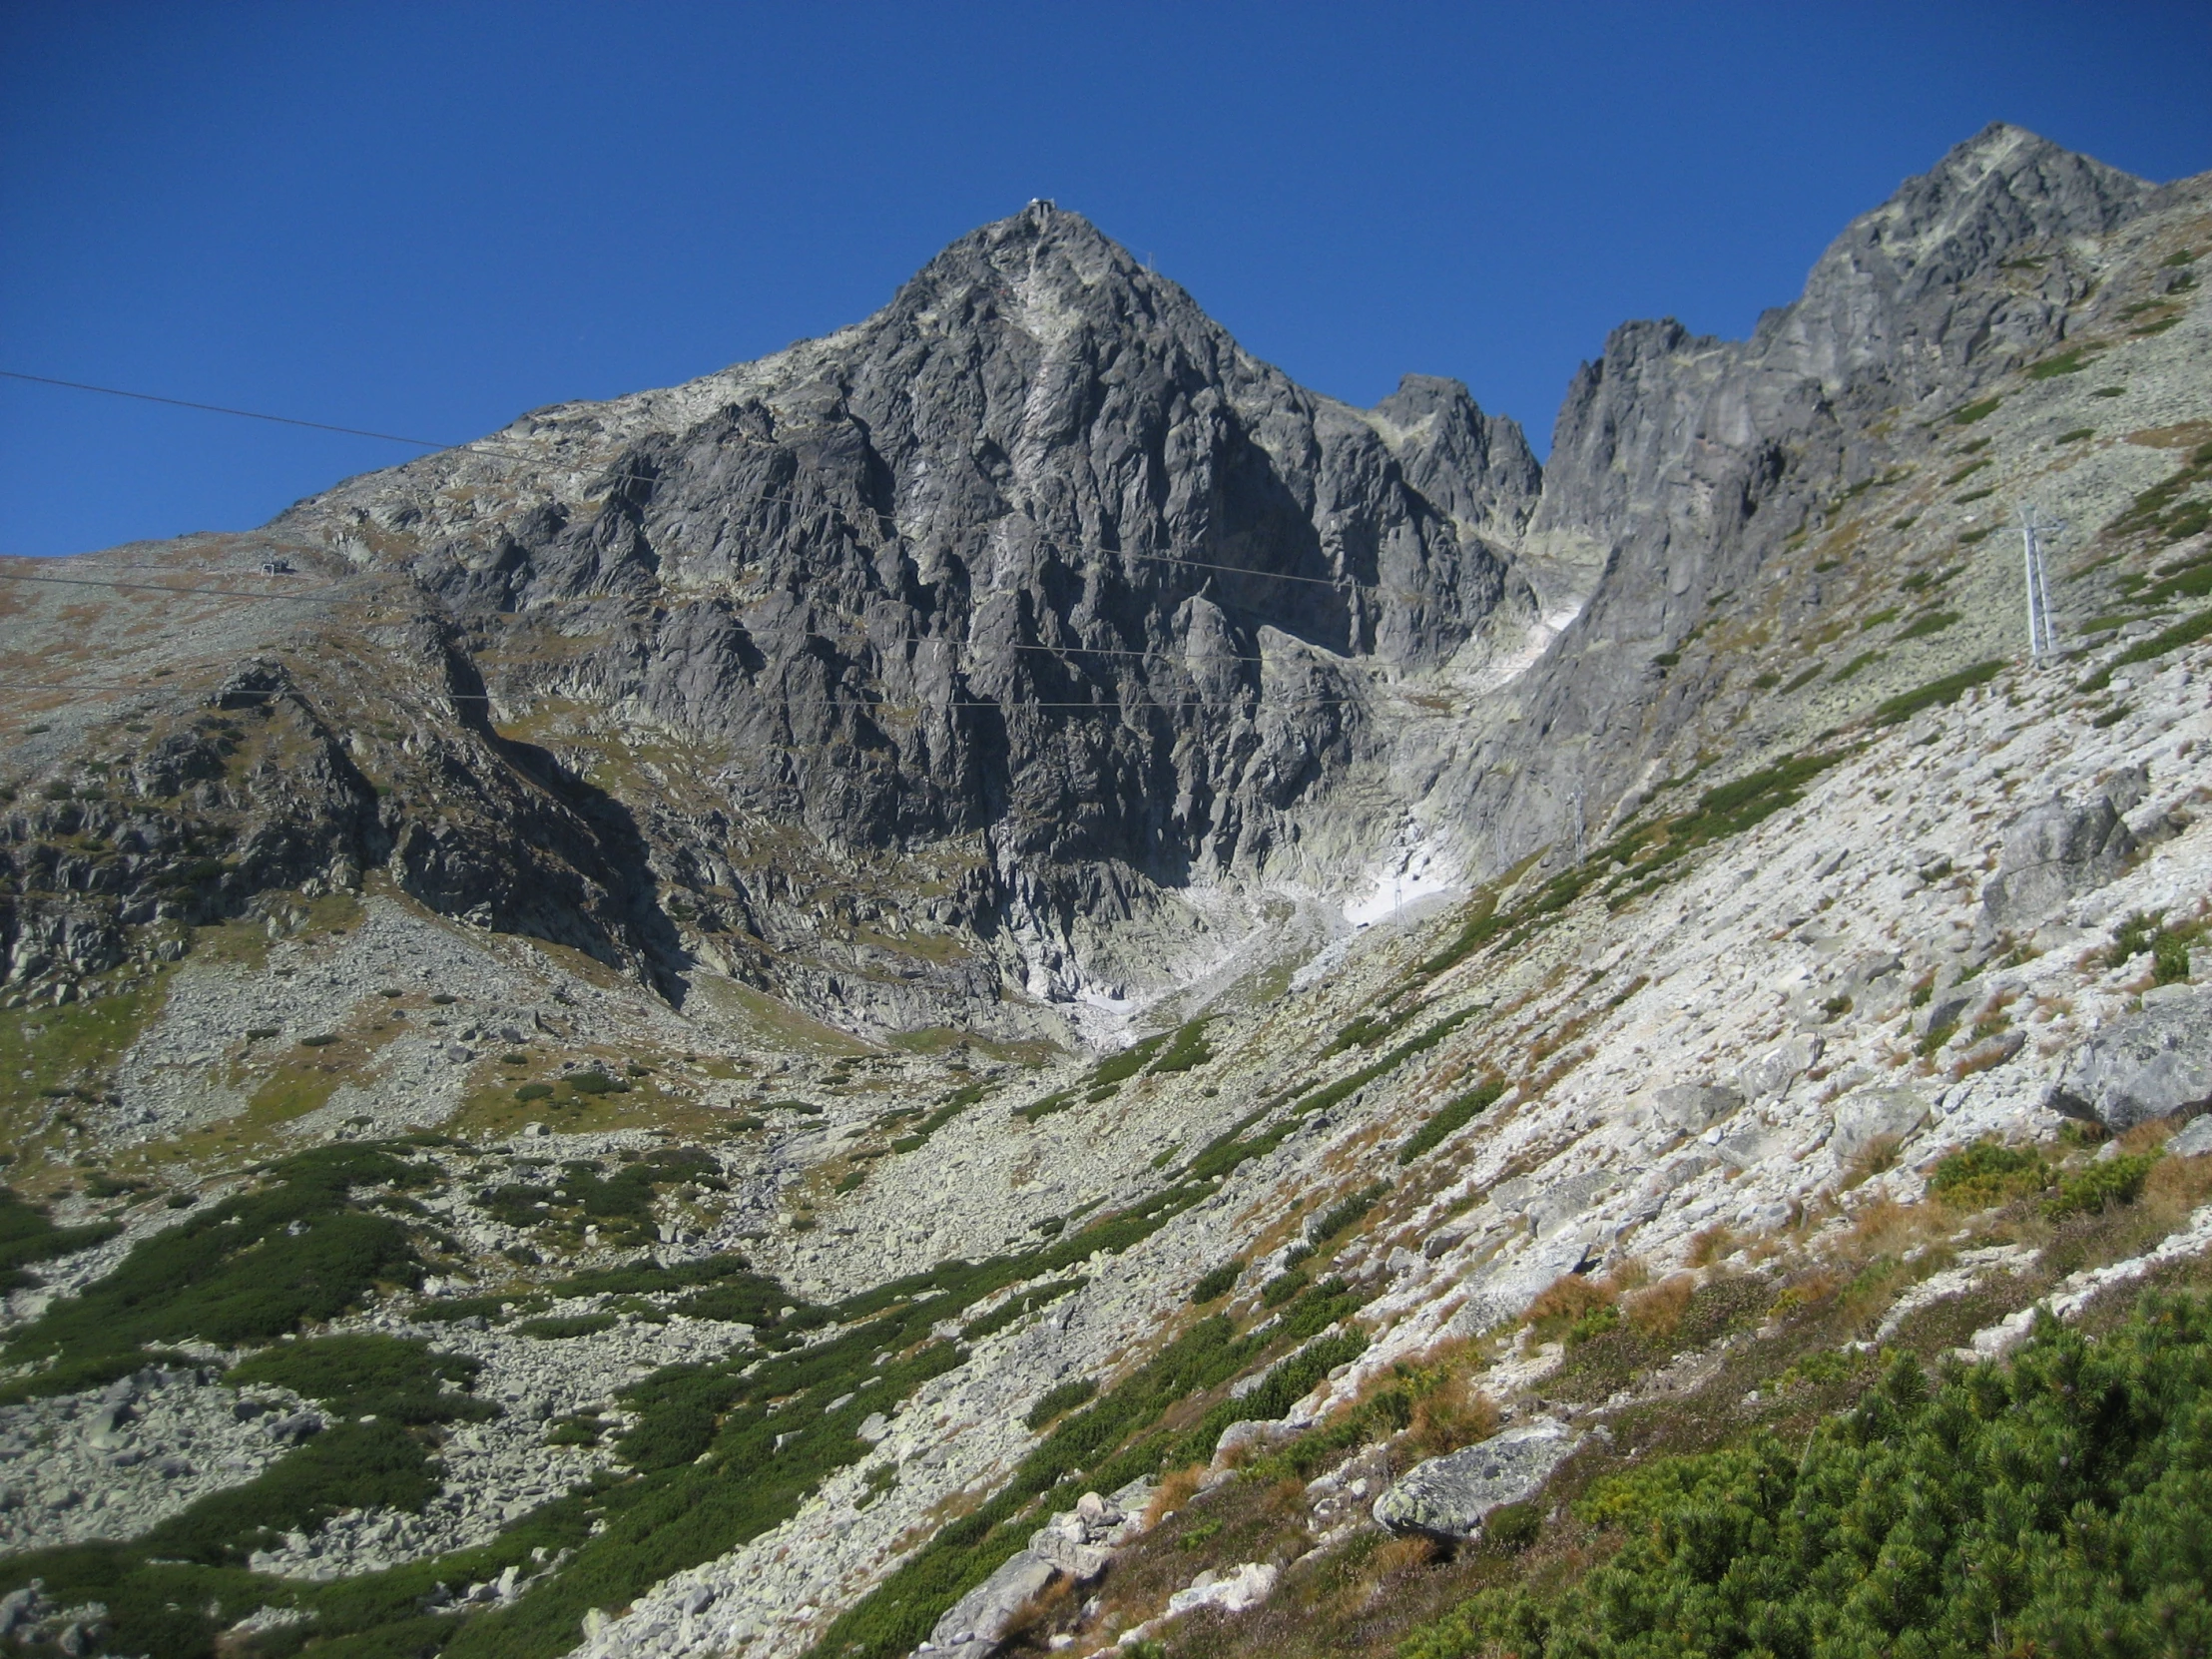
(1831, 1087, 1929, 1161)
(1655, 1082, 1744, 1133)
(1980, 790, 2137, 932)
(1737, 1035, 1822, 1102)
(2167, 1116, 2212, 1158)
(1373, 1418, 1578, 1539)
(1416, 124, 2154, 878)
(2050, 989, 2212, 1129)
(923, 1547, 1057, 1656)
(261, 203, 1545, 1018)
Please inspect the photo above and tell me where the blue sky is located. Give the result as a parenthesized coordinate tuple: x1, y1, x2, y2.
(4, 0, 2209, 557)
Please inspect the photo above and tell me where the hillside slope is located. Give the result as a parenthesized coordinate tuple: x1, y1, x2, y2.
(0, 125, 2208, 1659)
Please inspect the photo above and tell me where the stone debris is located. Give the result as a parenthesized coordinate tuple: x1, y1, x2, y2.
(1966, 1203, 2212, 1360)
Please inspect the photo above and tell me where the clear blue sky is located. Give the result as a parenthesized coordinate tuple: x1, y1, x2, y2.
(4, 0, 2209, 557)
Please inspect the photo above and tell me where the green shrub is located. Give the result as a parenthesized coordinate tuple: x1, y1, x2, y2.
(515, 1081, 553, 1101)
(0, 1189, 122, 1286)
(0, 1145, 425, 1400)
(1190, 1261, 1243, 1304)
(1482, 1499, 1542, 1552)
(1261, 1269, 1310, 1307)
(1013, 1088, 1078, 1122)
(228, 1333, 492, 1424)
(1868, 659, 2004, 726)
(1150, 1016, 1216, 1074)
(1400, 1296, 2212, 1659)
(1894, 610, 1959, 641)
(2044, 1152, 2158, 1218)
(1313, 1180, 1389, 1244)
(2026, 345, 2100, 379)
(1091, 1035, 1166, 1088)
(1928, 1140, 2049, 1209)
(567, 1070, 628, 1095)
(1398, 1076, 1505, 1163)
(2081, 606, 2212, 691)
(516, 1313, 620, 1340)
(1950, 395, 2002, 424)
(1023, 1377, 1098, 1430)
(960, 1278, 1085, 1342)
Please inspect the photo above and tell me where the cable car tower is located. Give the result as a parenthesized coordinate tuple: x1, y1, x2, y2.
(2018, 501, 2062, 662)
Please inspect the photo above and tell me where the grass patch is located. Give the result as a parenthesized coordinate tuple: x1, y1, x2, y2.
(1397, 1076, 1506, 1164)
(1866, 659, 2004, 726)
(1893, 610, 1959, 641)
(2079, 606, 2212, 691)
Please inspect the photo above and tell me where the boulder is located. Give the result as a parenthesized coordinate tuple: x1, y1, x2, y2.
(1979, 790, 2135, 932)
(1737, 1034, 1822, 1102)
(2049, 988, 2212, 1129)
(1164, 1560, 1278, 1619)
(1373, 1418, 1578, 1539)
(1830, 1087, 1929, 1162)
(1654, 1083, 1743, 1134)
(2167, 1116, 2212, 1158)
(923, 1549, 1057, 1656)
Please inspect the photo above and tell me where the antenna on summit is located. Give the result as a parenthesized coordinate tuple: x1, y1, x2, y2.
(2018, 501, 2062, 662)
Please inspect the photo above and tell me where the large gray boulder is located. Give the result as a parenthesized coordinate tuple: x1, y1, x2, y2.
(920, 1549, 1057, 1657)
(1979, 790, 2136, 932)
(1830, 1087, 1929, 1162)
(1373, 1418, 1578, 1539)
(2050, 988, 2212, 1129)
(1737, 1034, 1822, 1102)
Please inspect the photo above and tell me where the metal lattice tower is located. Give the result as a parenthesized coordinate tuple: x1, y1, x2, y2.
(2019, 502, 2063, 661)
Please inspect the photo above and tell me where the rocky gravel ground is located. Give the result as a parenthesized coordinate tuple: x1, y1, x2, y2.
(0, 1365, 303, 1552)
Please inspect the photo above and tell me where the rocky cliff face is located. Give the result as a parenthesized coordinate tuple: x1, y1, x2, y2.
(0, 126, 2195, 1046)
(1413, 123, 2164, 873)
(236, 203, 1544, 1025)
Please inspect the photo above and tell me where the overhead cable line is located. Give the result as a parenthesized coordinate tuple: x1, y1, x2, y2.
(0, 569, 350, 602)
(4, 369, 1395, 594)
(0, 369, 454, 448)
(8, 679, 1368, 714)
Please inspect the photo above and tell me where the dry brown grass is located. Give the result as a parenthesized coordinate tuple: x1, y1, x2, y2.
(1604, 1255, 1652, 1293)
(1839, 1195, 1936, 1260)
(1143, 1463, 1206, 1529)
(1367, 1532, 1443, 1581)
(1687, 1224, 1740, 1267)
(2142, 1138, 2212, 1227)
(1407, 1382, 1499, 1458)
(1767, 1267, 1845, 1321)
(1847, 1133, 1904, 1184)
(1261, 1474, 1312, 1526)
(1623, 1273, 1696, 1339)
(999, 1571, 1082, 1649)
(1525, 1273, 1615, 1328)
